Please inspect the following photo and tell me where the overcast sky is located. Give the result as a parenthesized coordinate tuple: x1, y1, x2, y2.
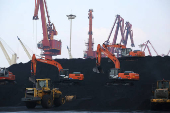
(0, 0, 170, 67)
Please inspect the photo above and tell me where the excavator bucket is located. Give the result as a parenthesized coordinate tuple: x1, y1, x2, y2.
(93, 66, 104, 73)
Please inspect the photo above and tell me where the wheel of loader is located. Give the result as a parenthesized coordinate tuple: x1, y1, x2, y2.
(54, 95, 65, 107)
(41, 95, 53, 108)
(25, 101, 36, 109)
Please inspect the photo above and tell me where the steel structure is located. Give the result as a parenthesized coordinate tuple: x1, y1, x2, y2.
(105, 15, 135, 57)
(33, 0, 61, 59)
(141, 40, 158, 56)
(0, 38, 17, 66)
(84, 9, 96, 58)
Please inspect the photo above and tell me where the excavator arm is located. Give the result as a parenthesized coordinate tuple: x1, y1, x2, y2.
(31, 54, 63, 76)
(94, 43, 120, 73)
(94, 43, 139, 83)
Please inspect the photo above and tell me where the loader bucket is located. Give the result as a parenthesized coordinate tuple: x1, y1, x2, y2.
(93, 66, 104, 73)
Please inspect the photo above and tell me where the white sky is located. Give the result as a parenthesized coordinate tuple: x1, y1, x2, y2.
(0, 0, 170, 67)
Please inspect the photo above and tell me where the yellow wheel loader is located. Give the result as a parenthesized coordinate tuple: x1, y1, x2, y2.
(21, 78, 65, 109)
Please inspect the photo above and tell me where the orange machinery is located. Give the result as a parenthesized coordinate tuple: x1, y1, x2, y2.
(0, 68, 15, 84)
(93, 43, 139, 84)
(107, 43, 145, 57)
(30, 54, 84, 83)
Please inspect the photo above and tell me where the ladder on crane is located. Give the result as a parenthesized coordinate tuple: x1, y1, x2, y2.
(17, 36, 32, 60)
(0, 38, 17, 66)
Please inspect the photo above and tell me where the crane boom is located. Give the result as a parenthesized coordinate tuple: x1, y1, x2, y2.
(17, 36, 32, 60)
(0, 40, 11, 65)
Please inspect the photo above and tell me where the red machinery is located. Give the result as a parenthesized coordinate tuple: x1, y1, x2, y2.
(84, 9, 96, 58)
(33, 0, 61, 59)
(0, 68, 15, 84)
(93, 43, 139, 85)
(141, 40, 158, 56)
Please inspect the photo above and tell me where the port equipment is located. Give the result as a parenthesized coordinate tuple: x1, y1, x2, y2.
(84, 9, 96, 58)
(105, 43, 145, 57)
(30, 54, 84, 84)
(17, 36, 32, 60)
(151, 80, 170, 110)
(0, 68, 15, 84)
(105, 15, 135, 57)
(21, 78, 65, 109)
(93, 43, 139, 85)
(0, 38, 17, 66)
(141, 40, 158, 56)
(33, 0, 61, 59)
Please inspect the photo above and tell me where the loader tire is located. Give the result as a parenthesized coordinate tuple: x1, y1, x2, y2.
(25, 101, 36, 109)
(54, 95, 65, 107)
(41, 95, 53, 108)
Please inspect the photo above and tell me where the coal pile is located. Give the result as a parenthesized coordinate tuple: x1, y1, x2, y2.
(0, 56, 170, 111)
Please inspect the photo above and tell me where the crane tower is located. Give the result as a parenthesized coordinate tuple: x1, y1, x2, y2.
(84, 9, 96, 58)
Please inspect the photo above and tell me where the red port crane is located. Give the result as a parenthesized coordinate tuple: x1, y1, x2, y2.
(141, 40, 158, 56)
(84, 9, 96, 58)
(33, 0, 61, 59)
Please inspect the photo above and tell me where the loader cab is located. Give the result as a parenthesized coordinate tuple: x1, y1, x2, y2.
(36, 79, 51, 90)
(109, 68, 119, 79)
(157, 80, 170, 89)
(121, 48, 132, 57)
(59, 69, 69, 79)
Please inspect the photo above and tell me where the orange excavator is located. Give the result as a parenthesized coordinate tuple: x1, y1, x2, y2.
(0, 68, 15, 84)
(93, 43, 139, 85)
(105, 42, 145, 57)
(30, 54, 84, 84)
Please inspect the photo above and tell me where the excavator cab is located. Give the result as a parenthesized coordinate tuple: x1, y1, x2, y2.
(121, 48, 132, 57)
(0, 68, 15, 84)
(109, 68, 119, 79)
(59, 69, 69, 79)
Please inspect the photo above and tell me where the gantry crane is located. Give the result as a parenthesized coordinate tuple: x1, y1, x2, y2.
(17, 36, 32, 60)
(0, 38, 17, 66)
(33, 0, 61, 59)
(141, 40, 158, 56)
(105, 15, 135, 57)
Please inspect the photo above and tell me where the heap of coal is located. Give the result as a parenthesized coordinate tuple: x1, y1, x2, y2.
(0, 56, 170, 111)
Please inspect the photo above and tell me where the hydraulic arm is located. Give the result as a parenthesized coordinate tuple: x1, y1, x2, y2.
(93, 43, 139, 82)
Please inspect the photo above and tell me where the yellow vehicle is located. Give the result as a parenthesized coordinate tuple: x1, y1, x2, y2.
(21, 78, 65, 109)
(151, 80, 170, 110)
